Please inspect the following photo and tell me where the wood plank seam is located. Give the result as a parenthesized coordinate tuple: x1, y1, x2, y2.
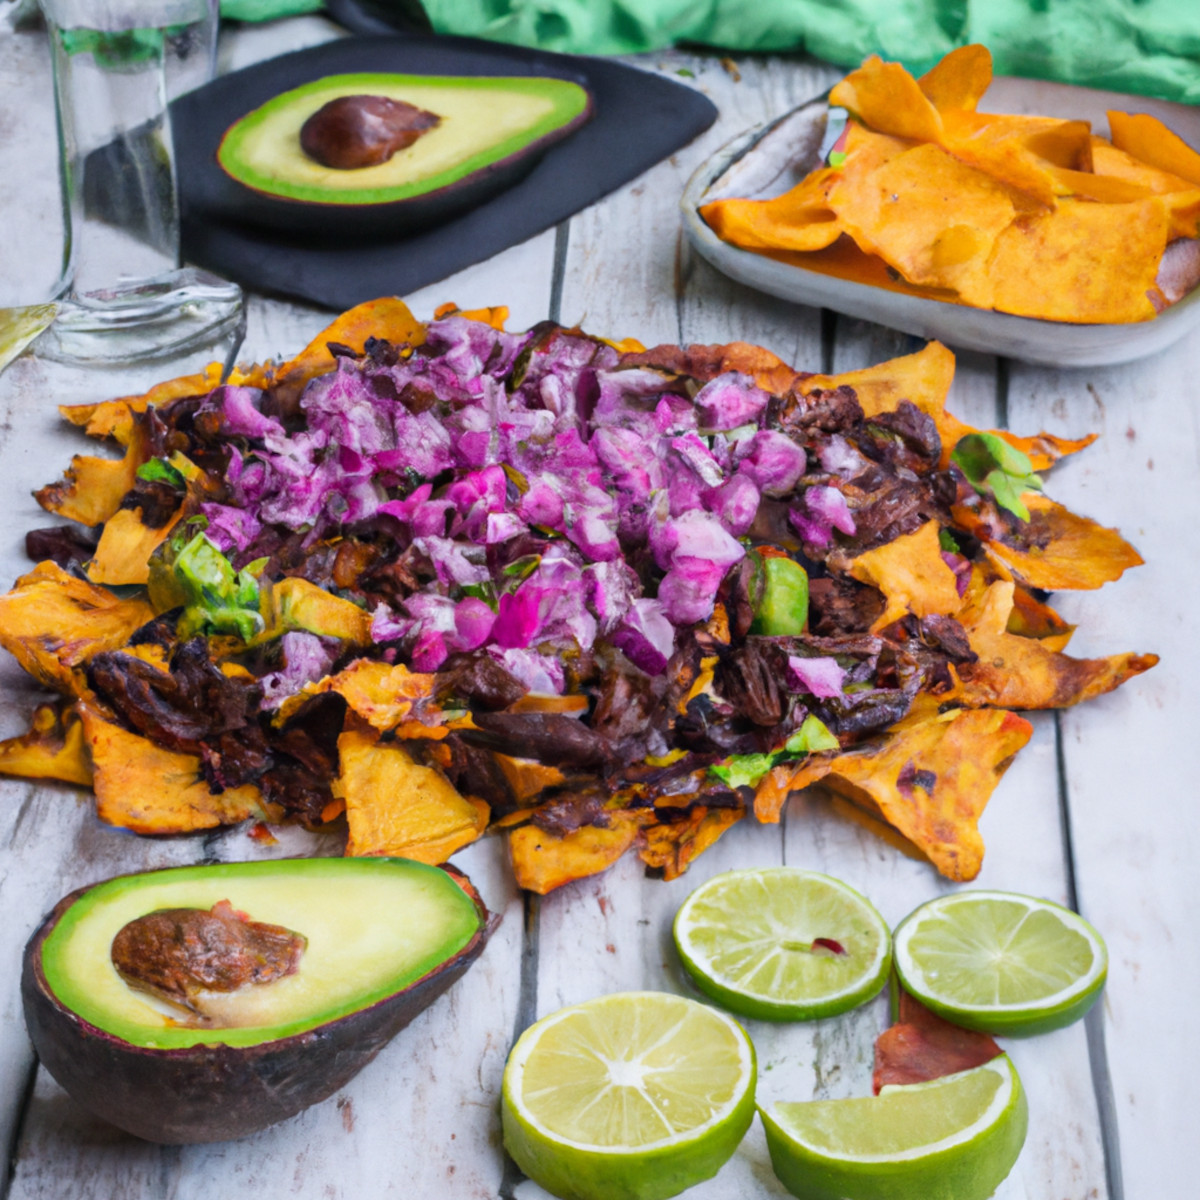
(1, 1048, 38, 1200)
(549, 222, 571, 326)
(498, 892, 541, 1200)
(1056, 709, 1125, 1200)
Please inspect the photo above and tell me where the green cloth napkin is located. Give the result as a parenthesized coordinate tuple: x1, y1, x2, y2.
(219, 0, 1200, 106)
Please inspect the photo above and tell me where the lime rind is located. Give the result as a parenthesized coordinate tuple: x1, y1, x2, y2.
(761, 1056, 1028, 1200)
(893, 890, 1107, 1037)
(673, 869, 892, 1022)
(501, 992, 756, 1200)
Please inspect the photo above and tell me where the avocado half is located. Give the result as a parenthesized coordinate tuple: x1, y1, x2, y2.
(22, 857, 490, 1143)
(215, 72, 593, 236)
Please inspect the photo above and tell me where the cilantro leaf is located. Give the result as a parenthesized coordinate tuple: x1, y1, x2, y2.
(951, 433, 1043, 522)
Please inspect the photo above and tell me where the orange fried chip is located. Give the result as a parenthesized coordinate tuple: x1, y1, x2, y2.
(954, 493, 1144, 590)
(701, 167, 843, 254)
(1108, 111, 1200, 188)
(281, 659, 436, 730)
(757, 706, 1032, 881)
(87, 505, 182, 587)
(831, 141, 1016, 304)
(988, 195, 1168, 324)
(336, 725, 488, 863)
(848, 520, 962, 630)
(918, 44, 993, 114)
(1006, 583, 1075, 652)
(78, 701, 261, 833)
(59, 364, 228, 444)
(953, 581, 1157, 709)
(508, 811, 642, 894)
(940, 111, 1090, 208)
(638, 806, 744, 881)
(0, 702, 92, 787)
(269, 297, 425, 401)
(830, 56, 944, 143)
(35, 414, 151, 526)
(0, 562, 155, 695)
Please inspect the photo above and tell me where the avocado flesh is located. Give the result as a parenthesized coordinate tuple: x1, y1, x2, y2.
(219, 72, 591, 206)
(41, 857, 481, 1050)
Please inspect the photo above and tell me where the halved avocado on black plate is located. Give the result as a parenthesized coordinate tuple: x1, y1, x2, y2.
(22, 857, 489, 1143)
(215, 72, 592, 237)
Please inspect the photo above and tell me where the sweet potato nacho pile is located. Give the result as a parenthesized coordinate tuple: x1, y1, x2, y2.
(0, 299, 1155, 890)
(702, 46, 1200, 324)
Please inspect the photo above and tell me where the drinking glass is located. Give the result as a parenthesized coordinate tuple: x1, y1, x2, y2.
(35, 0, 242, 363)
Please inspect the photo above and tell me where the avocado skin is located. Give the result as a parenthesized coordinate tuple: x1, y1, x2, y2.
(21, 863, 490, 1144)
(214, 84, 593, 240)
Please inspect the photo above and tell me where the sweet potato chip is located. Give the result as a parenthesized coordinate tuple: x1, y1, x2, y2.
(954, 581, 1157, 709)
(35, 415, 150, 526)
(282, 659, 437, 731)
(59, 364, 227, 445)
(831, 141, 1017, 304)
(800, 341, 963, 440)
(638, 806, 743, 881)
(988, 196, 1168, 324)
(1006, 583, 1075, 651)
(493, 754, 568, 804)
(1108, 111, 1200, 188)
(708, 49, 1200, 324)
(701, 167, 843, 254)
(78, 701, 260, 833)
(953, 493, 1144, 590)
(918, 44, 993, 114)
(268, 297, 425, 402)
(87, 506, 182, 587)
(336, 725, 488, 863)
(509, 810, 643, 894)
(0, 702, 92, 786)
(0, 562, 155, 694)
(757, 706, 1032, 881)
(848, 520, 962, 630)
(940, 111, 1089, 208)
(830, 55, 944, 143)
(261, 576, 373, 645)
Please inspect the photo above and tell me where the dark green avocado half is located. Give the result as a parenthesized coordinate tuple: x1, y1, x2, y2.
(22, 856, 490, 1143)
(215, 71, 593, 237)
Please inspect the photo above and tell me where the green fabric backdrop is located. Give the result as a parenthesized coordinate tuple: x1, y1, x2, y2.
(220, 0, 1200, 105)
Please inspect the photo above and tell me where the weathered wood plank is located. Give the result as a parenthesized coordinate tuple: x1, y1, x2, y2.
(1005, 334, 1199, 1200)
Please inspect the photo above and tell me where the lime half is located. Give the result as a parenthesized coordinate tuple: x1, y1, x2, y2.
(673, 868, 891, 1021)
(894, 890, 1107, 1036)
(501, 991, 756, 1200)
(761, 1055, 1028, 1200)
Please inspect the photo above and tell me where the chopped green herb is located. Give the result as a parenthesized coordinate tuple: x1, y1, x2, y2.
(710, 714, 838, 788)
(951, 433, 1043, 522)
(136, 458, 185, 488)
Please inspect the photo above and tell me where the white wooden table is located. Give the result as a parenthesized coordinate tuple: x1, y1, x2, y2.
(0, 14, 1194, 1200)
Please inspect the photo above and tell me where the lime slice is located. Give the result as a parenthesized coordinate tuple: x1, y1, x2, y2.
(501, 991, 756, 1200)
(894, 890, 1107, 1036)
(761, 1055, 1028, 1200)
(673, 868, 891, 1021)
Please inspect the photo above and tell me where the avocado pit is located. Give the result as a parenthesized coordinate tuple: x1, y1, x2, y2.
(22, 857, 491, 1142)
(299, 94, 441, 170)
(111, 899, 306, 1023)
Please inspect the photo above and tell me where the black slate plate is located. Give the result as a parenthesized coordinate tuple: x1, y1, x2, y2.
(172, 36, 718, 311)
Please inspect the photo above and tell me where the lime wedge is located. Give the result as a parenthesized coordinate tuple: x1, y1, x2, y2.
(673, 868, 891, 1021)
(761, 1056, 1028, 1200)
(501, 991, 756, 1200)
(894, 890, 1107, 1036)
